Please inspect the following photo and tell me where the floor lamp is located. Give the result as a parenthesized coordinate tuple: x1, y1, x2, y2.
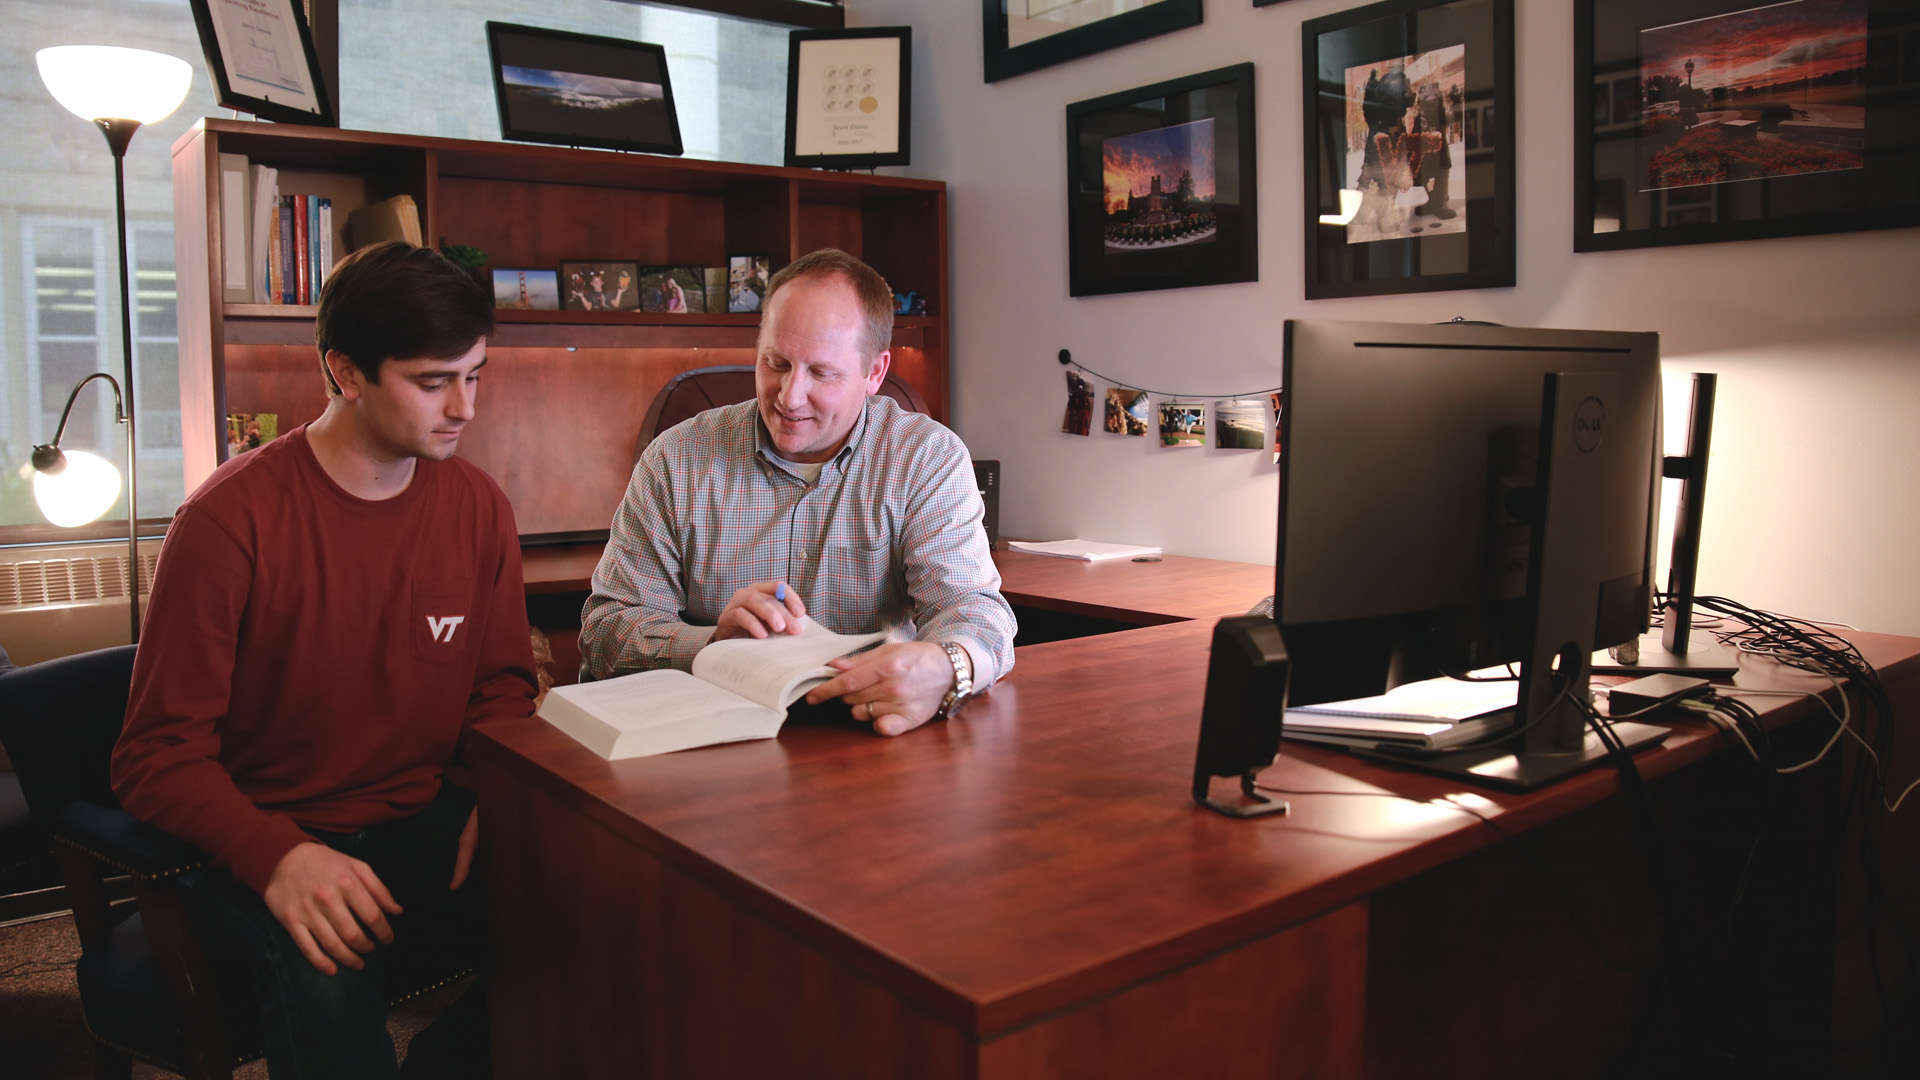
(28, 46, 192, 645)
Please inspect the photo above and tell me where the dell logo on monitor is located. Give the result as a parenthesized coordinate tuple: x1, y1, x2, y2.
(1574, 396, 1606, 453)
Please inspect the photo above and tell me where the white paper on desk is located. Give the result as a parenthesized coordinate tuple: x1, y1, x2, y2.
(1007, 539, 1163, 562)
(1288, 674, 1517, 722)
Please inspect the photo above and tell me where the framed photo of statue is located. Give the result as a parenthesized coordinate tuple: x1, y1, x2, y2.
(1065, 63, 1258, 297)
(1574, 0, 1920, 251)
(1302, 0, 1514, 298)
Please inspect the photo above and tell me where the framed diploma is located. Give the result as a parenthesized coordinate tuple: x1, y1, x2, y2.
(785, 27, 912, 169)
(187, 0, 335, 126)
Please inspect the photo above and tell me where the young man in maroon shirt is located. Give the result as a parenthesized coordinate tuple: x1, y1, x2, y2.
(112, 241, 537, 1078)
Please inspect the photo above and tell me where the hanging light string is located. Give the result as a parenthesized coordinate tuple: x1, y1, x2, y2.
(1059, 350, 1282, 402)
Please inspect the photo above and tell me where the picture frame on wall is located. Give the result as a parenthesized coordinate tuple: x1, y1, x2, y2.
(1065, 62, 1258, 297)
(785, 26, 911, 169)
(186, 0, 335, 126)
(1302, 0, 1515, 298)
(1574, 0, 1920, 251)
(984, 0, 1204, 83)
(486, 22, 683, 156)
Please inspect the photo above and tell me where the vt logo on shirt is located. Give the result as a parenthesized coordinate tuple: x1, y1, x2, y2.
(426, 615, 466, 643)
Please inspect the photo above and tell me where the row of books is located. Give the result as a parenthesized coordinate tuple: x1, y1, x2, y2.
(218, 155, 421, 307)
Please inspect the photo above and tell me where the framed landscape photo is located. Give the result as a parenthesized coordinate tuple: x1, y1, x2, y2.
(491, 268, 560, 311)
(1575, 0, 1920, 251)
(984, 0, 1204, 82)
(1302, 0, 1515, 298)
(486, 22, 682, 156)
(785, 27, 911, 169)
(1066, 63, 1257, 297)
(187, 0, 335, 126)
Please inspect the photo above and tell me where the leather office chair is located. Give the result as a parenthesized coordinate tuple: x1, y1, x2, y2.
(0, 647, 469, 1080)
(634, 363, 929, 461)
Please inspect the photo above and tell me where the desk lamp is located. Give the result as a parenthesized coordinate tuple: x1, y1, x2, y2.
(28, 45, 193, 644)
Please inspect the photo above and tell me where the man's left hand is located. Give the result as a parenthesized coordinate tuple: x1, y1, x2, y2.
(805, 641, 962, 737)
(450, 808, 478, 889)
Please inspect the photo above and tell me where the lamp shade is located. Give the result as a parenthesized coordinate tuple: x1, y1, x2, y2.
(32, 449, 122, 528)
(36, 45, 192, 125)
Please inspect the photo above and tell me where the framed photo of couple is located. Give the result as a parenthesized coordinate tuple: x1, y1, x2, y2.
(1301, 0, 1515, 298)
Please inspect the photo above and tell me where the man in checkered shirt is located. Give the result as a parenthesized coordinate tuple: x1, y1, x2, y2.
(581, 249, 1015, 734)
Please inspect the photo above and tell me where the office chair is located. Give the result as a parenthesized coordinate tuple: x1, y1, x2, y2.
(0, 646, 471, 1080)
(635, 363, 929, 461)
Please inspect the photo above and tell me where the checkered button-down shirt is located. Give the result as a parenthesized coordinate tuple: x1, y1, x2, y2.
(580, 397, 1016, 686)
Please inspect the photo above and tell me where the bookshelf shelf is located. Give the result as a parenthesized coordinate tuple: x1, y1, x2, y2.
(172, 119, 949, 539)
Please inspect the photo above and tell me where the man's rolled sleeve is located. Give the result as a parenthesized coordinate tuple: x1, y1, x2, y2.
(899, 431, 1016, 686)
(580, 448, 714, 677)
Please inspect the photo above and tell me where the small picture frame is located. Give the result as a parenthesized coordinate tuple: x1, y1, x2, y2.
(785, 27, 911, 169)
(560, 261, 641, 312)
(636, 266, 704, 313)
(491, 268, 560, 311)
(1574, 0, 1919, 251)
(187, 0, 335, 126)
(728, 256, 769, 313)
(984, 0, 1203, 83)
(1066, 63, 1258, 297)
(487, 22, 682, 156)
(1303, 0, 1516, 298)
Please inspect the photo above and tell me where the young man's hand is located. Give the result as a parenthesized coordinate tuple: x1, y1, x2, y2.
(450, 807, 478, 890)
(262, 842, 403, 975)
(805, 641, 964, 737)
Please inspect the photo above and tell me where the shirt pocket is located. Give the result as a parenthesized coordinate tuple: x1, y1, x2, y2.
(813, 539, 895, 625)
(410, 579, 474, 666)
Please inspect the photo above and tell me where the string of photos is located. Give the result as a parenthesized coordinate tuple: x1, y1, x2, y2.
(1057, 349, 1285, 460)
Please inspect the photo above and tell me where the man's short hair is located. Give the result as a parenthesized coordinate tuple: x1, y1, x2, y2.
(314, 241, 494, 393)
(762, 248, 895, 364)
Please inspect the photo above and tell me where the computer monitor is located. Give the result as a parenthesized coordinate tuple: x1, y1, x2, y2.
(1276, 319, 1670, 791)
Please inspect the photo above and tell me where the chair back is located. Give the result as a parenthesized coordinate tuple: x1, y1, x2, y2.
(634, 364, 930, 463)
(0, 645, 136, 825)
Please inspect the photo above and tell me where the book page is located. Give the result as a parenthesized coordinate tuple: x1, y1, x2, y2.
(547, 669, 769, 733)
(691, 618, 887, 711)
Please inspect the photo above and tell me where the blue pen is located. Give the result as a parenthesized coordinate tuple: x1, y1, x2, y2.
(775, 583, 786, 602)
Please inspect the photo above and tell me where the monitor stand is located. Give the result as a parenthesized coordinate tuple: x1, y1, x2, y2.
(1594, 630, 1740, 678)
(1356, 714, 1670, 793)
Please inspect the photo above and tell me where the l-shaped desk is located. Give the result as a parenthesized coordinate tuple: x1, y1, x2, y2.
(476, 548, 1918, 1078)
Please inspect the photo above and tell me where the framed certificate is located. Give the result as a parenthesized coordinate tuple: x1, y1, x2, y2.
(187, 0, 335, 126)
(785, 27, 911, 169)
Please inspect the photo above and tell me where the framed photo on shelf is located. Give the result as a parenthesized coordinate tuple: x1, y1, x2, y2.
(1574, 0, 1920, 251)
(559, 261, 641, 312)
(1065, 63, 1257, 297)
(186, 0, 335, 126)
(486, 22, 683, 156)
(636, 266, 704, 313)
(491, 268, 561, 311)
(984, 0, 1203, 83)
(1302, 0, 1514, 298)
(785, 27, 911, 169)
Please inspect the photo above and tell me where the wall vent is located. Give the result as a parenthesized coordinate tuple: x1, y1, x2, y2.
(0, 540, 161, 666)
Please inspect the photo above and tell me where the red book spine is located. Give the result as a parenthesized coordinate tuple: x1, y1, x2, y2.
(293, 194, 311, 305)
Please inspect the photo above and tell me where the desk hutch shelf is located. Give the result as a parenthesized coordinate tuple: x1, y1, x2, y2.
(171, 118, 949, 539)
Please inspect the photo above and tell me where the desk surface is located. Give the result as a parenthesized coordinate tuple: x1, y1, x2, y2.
(522, 540, 1276, 623)
(472, 581, 1920, 1046)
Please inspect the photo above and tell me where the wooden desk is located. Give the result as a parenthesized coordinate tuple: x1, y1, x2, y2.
(472, 561, 1919, 1079)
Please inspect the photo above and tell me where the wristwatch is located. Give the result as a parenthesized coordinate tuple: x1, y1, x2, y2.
(937, 641, 973, 718)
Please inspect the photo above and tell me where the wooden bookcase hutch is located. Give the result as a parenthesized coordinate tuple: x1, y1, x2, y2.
(171, 118, 949, 541)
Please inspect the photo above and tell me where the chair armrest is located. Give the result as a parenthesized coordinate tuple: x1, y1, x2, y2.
(53, 802, 209, 881)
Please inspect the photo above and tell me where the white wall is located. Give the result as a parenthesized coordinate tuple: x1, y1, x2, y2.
(851, 0, 1920, 636)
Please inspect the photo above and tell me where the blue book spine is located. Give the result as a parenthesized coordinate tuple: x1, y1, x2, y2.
(279, 197, 296, 305)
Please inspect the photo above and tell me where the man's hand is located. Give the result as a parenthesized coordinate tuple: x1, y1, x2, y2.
(450, 807, 478, 890)
(712, 581, 808, 642)
(805, 641, 963, 737)
(262, 842, 403, 976)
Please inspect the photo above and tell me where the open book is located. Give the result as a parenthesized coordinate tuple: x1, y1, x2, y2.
(539, 619, 887, 760)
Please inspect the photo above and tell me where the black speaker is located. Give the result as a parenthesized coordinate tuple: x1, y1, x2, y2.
(1192, 615, 1291, 818)
(973, 459, 1000, 549)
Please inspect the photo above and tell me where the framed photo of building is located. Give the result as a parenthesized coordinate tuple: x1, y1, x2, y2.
(486, 22, 682, 156)
(1302, 0, 1514, 298)
(1574, 0, 1920, 251)
(1066, 63, 1257, 297)
(785, 26, 911, 169)
(187, 0, 335, 126)
(984, 0, 1203, 83)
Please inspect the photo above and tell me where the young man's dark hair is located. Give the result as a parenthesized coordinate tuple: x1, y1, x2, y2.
(315, 241, 494, 392)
